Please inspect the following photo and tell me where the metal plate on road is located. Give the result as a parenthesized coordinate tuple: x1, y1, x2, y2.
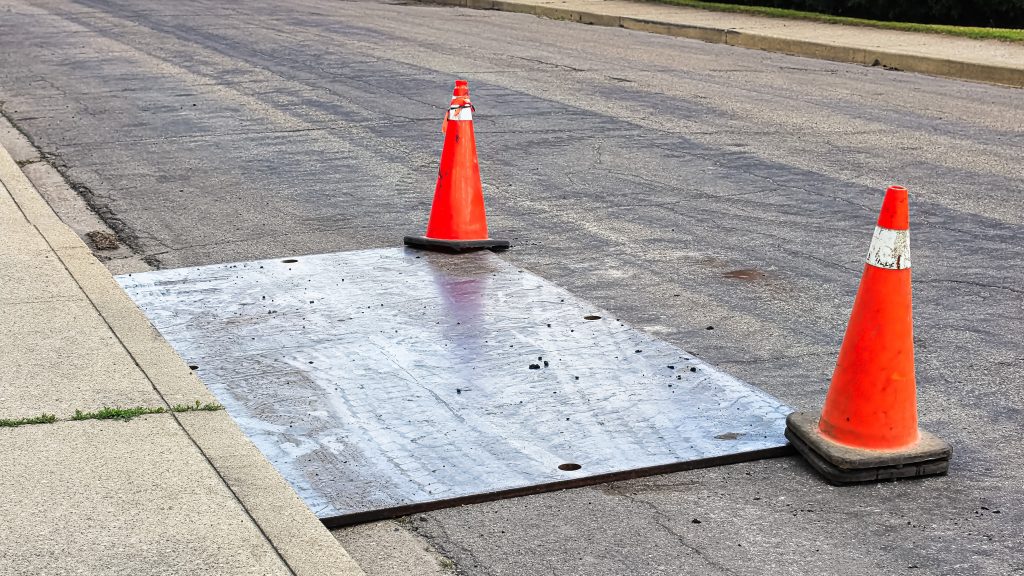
(117, 248, 790, 525)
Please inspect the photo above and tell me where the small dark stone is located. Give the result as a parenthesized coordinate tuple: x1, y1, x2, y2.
(543, 361, 549, 367)
(706, 326, 714, 330)
(667, 365, 675, 369)
(691, 519, 701, 524)
(529, 364, 541, 370)
(690, 367, 697, 372)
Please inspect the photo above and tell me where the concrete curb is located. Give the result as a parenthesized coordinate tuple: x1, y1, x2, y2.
(0, 135, 365, 576)
(422, 0, 1024, 88)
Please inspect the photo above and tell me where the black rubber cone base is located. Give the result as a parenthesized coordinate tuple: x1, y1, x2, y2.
(785, 412, 951, 485)
(404, 235, 510, 253)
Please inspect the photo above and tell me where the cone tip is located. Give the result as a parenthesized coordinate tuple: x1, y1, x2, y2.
(453, 79, 469, 97)
(877, 185, 909, 230)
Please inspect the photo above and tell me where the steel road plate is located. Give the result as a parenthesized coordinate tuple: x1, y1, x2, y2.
(117, 248, 790, 524)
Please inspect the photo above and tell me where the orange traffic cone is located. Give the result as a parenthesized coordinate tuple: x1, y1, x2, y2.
(786, 185, 951, 484)
(404, 80, 509, 253)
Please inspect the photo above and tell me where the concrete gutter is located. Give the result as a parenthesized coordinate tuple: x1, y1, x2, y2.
(422, 0, 1024, 88)
(0, 121, 365, 576)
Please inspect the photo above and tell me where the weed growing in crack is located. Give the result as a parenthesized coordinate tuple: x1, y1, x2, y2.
(0, 414, 58, 428)
(4, 401, 225, 427)
(171, 400, 225, 413)
(72, 406, 167, 422)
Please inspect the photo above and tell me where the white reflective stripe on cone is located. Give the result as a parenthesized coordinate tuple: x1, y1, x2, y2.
(866, 226, 911, 270)
(448, 106, 472, 121)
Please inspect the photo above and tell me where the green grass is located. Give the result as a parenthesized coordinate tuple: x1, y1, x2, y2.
(648, 0, 1024, 42)
(171, 400, 225, 413)
(1, 402, 225, 427)
(72, 406, 167, 421)
(71, 401, 225, 422)
(0, 413, 58, 428)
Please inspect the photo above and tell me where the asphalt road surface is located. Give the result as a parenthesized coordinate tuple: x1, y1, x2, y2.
(2, 0, 1022, 574)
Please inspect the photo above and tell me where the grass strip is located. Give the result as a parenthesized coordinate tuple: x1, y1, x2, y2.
(647, 0, 1024, 42)
(0, 414, 58, 428)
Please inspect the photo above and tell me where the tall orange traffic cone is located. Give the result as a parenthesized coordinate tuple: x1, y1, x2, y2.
(785, 185, 951, 484)
(404, 80, 509, 253)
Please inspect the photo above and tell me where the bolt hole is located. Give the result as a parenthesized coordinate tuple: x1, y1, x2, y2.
(558, 463, 582, 471)
(282, 259, 298, 264)
(583, 315, 601, 320)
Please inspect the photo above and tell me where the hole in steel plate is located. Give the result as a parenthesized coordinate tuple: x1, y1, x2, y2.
(282, 259, 298, 264)
(583, 315, 601, 320)
(558, 463, 582, 471)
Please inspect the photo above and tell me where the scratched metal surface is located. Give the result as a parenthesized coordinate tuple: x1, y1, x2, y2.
(117, 248, 791, 521)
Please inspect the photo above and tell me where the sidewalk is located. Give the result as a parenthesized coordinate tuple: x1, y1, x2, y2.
(424, 0, 1024, 87)
(0, 132, 363, 575)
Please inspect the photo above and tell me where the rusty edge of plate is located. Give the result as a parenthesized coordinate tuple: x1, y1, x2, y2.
(321, 444, 794, 527)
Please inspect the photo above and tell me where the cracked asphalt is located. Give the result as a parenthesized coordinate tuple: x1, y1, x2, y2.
(1, 0, 1022, 574)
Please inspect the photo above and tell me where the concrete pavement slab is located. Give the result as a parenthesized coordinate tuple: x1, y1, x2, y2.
(0, 415, 292, 576)
(0, 154, 84, 252)
(335, 520, 455, 576)
(0, 121, 41, 165)
(0, 244, 82, 305)
(177, 410, 366, 576)
(0, 185, 48, 249)
(0, 298, 164, 420)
